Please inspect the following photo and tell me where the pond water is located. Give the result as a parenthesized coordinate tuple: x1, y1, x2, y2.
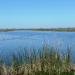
(0, 31, 75, 64)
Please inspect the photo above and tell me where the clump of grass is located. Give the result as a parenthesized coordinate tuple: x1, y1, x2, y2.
(0, 45, 74, 75)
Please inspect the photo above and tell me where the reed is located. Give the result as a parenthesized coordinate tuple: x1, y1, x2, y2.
(0, 45, 74, 75)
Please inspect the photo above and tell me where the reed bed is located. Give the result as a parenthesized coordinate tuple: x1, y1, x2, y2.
(0, 45, 74, 75)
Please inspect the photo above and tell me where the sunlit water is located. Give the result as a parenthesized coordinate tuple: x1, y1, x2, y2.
(0, 31, 75, 64)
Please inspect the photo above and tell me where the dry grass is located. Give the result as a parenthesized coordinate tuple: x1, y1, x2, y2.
(0, 45, 74, 75)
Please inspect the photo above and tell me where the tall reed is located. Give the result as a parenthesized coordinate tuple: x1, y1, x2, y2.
(0, 45, 74, 75)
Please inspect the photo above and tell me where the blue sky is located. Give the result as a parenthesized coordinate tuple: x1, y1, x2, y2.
(0, 0, 75, 28)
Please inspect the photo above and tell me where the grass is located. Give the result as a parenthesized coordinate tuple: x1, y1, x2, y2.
(0, 45, 75, 75)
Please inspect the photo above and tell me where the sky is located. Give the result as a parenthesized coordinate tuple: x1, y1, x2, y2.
(0, 0, 75, 28)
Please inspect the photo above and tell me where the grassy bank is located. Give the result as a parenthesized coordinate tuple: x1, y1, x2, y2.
(0, 29, 16, 32)
(31, 28, 75, 32)
(0, 45, 75, 75)
(1, 28, 75, 32)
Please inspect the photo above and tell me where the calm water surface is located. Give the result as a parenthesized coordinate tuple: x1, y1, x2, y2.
(0, 31, 75, 64)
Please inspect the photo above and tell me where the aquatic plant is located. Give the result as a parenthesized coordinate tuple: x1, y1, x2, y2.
(0, 45, 74, 75)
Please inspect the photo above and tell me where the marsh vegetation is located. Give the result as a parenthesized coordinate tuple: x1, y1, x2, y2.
(0, 44, 74, 75)
(1, 28, 75, 32)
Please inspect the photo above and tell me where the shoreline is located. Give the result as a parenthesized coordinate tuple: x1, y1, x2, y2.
(1, 28, 75, 32)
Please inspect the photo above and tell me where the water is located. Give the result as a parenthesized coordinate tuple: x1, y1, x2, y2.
(0, 31, 75, 64)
